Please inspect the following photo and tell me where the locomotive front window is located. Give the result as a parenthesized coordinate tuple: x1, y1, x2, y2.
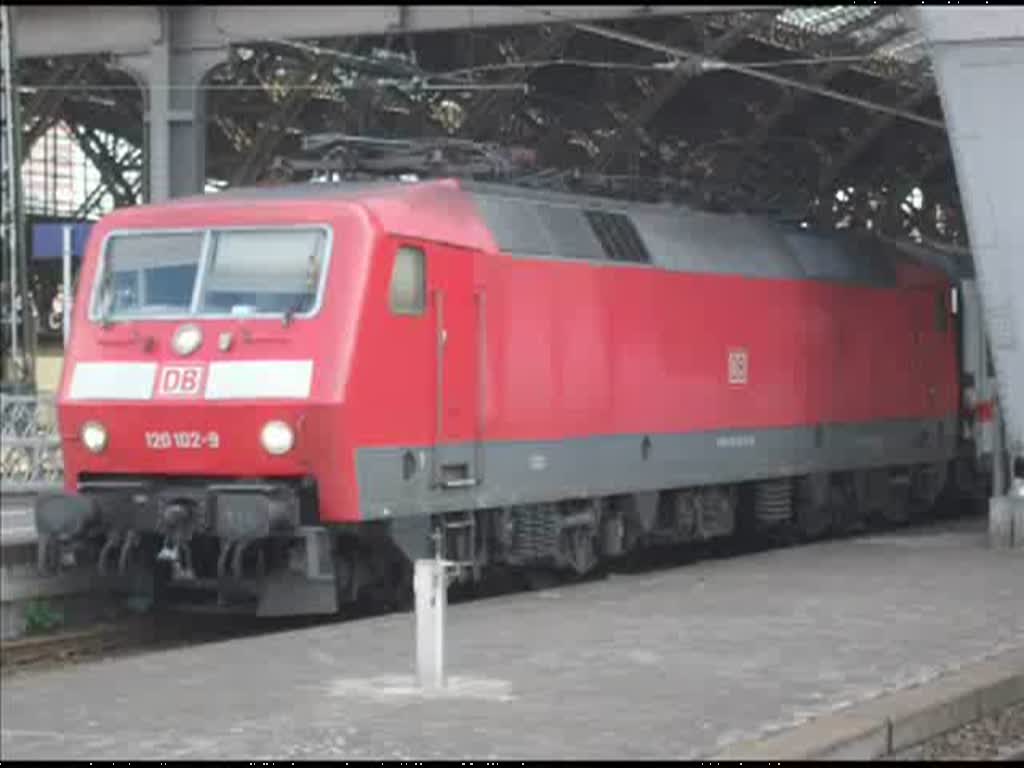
(95, 232, 204, 319)
(199, 229, 325, 316)
(92, 226, 329, 321)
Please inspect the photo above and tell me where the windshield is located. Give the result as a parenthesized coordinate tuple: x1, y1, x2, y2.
(93, 227, 328, 320)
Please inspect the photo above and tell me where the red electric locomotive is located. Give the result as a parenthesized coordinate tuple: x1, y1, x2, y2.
(36, 179, 963, 615)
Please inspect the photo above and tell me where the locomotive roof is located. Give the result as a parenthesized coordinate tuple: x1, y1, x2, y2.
(163, 179, 952, 288)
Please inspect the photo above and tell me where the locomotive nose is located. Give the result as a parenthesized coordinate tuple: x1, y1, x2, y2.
(62, 400, 312, 479)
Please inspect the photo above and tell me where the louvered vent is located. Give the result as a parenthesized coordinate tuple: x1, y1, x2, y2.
(584, 210, 651, 263)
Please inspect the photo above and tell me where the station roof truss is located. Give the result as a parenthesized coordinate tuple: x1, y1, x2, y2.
(13, 5, 966, 253)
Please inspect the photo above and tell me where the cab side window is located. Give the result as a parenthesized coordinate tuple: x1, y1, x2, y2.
(389, 245, 426, 316)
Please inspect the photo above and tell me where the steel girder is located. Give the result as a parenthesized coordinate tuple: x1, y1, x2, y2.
(11, 6, 767, 60)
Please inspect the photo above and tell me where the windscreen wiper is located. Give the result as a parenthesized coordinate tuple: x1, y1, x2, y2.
(282, 239, 320, 327)
(281, 296, 307, 327)
(98, 284, 114, 328)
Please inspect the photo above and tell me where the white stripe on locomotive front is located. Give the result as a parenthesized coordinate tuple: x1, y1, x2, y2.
(69, 361, 158, 401)
(68, 359, 314, 400)
(204, 360, 313, 400)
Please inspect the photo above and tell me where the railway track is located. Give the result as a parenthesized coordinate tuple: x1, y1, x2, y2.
(0, 613, 279, 676)
(0, 617, 158, 674)
(0, 510, 984, 677)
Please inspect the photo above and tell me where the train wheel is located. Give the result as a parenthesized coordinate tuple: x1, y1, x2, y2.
(796, 504, 831, 540)
(563, 525, 600, 576)
(855, 468, 907, 527)
(913, 461, 951, 519)
(523, 568, 561, 592)
(795, 474, 833, 541)
(935, 458, 972, 518)
(834, 473, 867, 536)
(390, 560, 414, 612)
(878, 470, 912, 526)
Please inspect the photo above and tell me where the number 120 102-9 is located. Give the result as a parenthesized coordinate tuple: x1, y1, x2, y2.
(145, 431, 220, 450)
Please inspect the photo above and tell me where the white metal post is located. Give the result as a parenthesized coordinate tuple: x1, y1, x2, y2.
(1011, 476, 1024, 549)
(988, 396, 1015, 548)
(61, 225, 72, 348)
(414, 557, 449, 692)
(993, 396, 1006, 498)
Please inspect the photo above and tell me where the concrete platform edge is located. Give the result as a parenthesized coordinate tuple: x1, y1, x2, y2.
(2, 558, 115, 640)
(713, 647, 1024, 761)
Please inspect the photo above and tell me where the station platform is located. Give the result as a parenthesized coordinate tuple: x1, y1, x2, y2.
(1, 516, 1022, 760)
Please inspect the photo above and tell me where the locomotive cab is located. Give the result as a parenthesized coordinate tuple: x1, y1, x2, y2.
(35, 197, 372, 615)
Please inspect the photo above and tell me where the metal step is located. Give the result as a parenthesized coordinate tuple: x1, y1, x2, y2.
(438, 513, 479, 574)
(440, 477, 479, 490)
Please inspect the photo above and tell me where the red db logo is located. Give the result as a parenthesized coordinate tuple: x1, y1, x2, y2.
(727, 348, 749, 386)
(157, 365, 205, 398)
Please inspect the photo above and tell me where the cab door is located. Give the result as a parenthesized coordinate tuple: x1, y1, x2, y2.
(427, 243, 482, 489)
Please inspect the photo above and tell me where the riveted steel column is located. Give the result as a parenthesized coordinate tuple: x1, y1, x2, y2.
(116, 8, 226, 203)
(1012, 479, 1024, 549)
(910, 8, 1024, 462)
(61, 225, 72, 348)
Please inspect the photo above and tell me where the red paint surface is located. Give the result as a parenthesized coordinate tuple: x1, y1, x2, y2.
(975, 401, 995, 423)
(59, 181, 961, 523)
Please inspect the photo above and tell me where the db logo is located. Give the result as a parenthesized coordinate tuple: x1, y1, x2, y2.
(157, 365, 206, 398)
(727, 348, 749, 386)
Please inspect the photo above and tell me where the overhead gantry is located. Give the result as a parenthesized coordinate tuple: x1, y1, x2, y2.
(10, 5, 739, 202)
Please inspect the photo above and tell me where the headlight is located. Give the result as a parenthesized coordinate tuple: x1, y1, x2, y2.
(81, 421, 108, 454)
(171, 324, 203, 356)
(260, 420, 295, 456)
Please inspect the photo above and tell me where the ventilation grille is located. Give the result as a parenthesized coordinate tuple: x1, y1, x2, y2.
(584, 210, 651, 263)
(537, 204, 603, 260)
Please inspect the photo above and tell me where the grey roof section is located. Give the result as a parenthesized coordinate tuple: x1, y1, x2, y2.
(462, 180, 647, 212)
(463, 182, 933, 286)
(154, 179, 948, 287)
(784, 231, 897, 285)
(538, 203, 606, 261)
(169, 180, 412, 205)
(629, 207, 805, 280)
(473, 196, 556, 257)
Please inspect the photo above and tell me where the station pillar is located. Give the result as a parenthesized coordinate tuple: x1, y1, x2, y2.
(116, 8, 227, 203)
(911, 8, 1024, 546)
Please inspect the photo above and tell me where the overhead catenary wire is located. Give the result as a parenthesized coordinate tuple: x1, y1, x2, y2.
(436, 53, 904, 81)
(16, 52, 923, 93)
(16, 82, 527, 92)
(521, 8, 943, 130)
(16, 9, 932, 108)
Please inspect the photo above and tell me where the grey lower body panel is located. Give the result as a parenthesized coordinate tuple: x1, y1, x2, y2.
(355, 418, 958, 521)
